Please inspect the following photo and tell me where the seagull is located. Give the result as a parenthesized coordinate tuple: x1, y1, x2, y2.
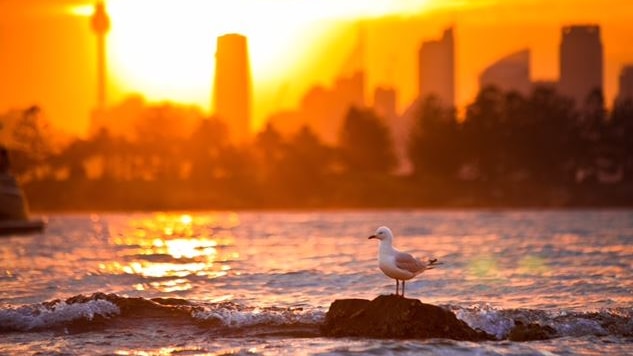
(368, 226, 440, 297)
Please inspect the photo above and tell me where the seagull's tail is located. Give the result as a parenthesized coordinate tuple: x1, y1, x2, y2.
(425, 258, 443, 270)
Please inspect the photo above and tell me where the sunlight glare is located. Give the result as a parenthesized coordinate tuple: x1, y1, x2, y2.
(180, 214, 193, 225)
(69, 0, 432, 119)
(68, 5, 93, 17)
(166, 238, 217, 259)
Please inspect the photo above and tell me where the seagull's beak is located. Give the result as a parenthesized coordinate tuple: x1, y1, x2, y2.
(368, 235, 377, 239)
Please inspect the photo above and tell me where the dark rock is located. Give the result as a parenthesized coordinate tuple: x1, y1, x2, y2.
(151, 297, 192, 306)
(320, 295, 494, 341)
(64, 292, 195, 318)
(508, 320, 557, 341)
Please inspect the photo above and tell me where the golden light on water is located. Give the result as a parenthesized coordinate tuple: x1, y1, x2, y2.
(122, 261, 207, 278)
(180, 214, 193, 225)
(101, 213, 240, 292)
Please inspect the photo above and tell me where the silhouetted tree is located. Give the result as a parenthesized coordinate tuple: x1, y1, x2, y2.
(461, 85, 580, 184)
(7, 106, 54, 181)
(254, 123, 285, 181)
(609, 98, 633, 182)
(131, 104, 202, 180)
(408, 95, 461, 180)
(339, 107, 397, 174)
(581, 88, 606, 128)
(187, 118, 229, 180)
(216, 145, 256, 180)
(462, 86, 507, 181)
(278, 125, 335, 193)
(519, 86, 578, 183)
(57, 139, 92, 180)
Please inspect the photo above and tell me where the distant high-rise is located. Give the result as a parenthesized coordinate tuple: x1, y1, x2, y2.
(479, 49, 531, 95)
(373, 86, 397, 122)
(213, 34, 251, 143)
(616, 65, 633, 104)
(418, 27, 455, 108)
(559, 25, 603, 108)
(91, 1, 110, 111)
(300, 71, 365, 144)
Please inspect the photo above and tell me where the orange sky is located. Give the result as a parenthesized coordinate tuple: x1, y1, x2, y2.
(1, 0, 633, 137)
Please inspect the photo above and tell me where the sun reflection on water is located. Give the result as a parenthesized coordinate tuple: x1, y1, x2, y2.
(102, 213, 240, 293)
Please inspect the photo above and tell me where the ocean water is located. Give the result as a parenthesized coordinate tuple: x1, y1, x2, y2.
(1, 210, 632, 355)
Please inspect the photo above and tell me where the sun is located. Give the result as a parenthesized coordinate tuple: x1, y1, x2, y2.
(70, 0, 432, 127)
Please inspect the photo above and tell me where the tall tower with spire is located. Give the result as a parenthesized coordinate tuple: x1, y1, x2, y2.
(91, 1, 110, 111)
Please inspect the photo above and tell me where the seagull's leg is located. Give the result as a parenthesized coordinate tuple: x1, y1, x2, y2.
(395, 279, 399, 295)
(402, 281, 405, 297)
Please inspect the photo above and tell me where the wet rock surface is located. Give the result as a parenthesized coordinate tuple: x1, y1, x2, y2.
(508, 320, 557, 341)
(320, 295, 494, 341)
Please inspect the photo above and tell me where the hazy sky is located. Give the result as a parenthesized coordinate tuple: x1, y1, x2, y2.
(1, 0, 632, 136)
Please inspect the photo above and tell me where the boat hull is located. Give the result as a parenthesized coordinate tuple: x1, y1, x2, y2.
(0, 219, 45, 236)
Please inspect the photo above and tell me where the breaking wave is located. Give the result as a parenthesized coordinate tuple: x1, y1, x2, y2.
(1, 293, 631, 340)
(0, 293, 324, 336)
(450, 304, 633, 340)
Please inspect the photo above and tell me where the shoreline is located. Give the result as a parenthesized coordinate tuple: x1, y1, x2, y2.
(23, 178, 633, 213)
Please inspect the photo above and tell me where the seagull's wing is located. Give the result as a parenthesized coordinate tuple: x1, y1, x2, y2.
(394, 251, 427, 273)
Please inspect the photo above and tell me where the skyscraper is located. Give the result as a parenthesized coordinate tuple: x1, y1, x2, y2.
(374, 86, 397, 126)
(616, 65, 633, 104)
(91, 1, 110, 111)
(479, 49, 531, 95)
(559, 25, 603, 108)
(213, 34, 251, 143)
(418, 27, 455, 108)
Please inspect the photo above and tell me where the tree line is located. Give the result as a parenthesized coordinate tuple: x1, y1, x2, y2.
(1, 85, 633, 210)
(410, 85, 633, 186)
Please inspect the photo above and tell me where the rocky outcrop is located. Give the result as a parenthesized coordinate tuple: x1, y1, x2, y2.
(320, 295, 494, 341)
(507, 321, 557, 341)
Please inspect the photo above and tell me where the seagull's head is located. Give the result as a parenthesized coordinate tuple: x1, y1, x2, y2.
(368, 226, 393, 241)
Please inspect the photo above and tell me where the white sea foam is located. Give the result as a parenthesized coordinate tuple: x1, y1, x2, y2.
(192, 303, 325, 328)
(452, 304, 633, 339)
(452, 304, 516, 339)
(0, 300, 120, 331)
(554, 317, 607, 337)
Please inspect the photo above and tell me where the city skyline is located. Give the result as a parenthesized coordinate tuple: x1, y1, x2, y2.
(1, 1, 633, 137)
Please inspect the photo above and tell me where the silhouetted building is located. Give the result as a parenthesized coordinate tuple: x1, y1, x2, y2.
(302, 71, 365, 144)
(373, 86, 397, 122)
(559, 25, 603, 108)
(213, 34, 251, 143)
(335, 71, 365, 109)
(418, 27, 455, 107)
(616, 65, 633, 104)
(265, 31, 365, 144)
(479, 49, 531, 95)
(265, 71, 366, 144)
(91, 1, 110, 111)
